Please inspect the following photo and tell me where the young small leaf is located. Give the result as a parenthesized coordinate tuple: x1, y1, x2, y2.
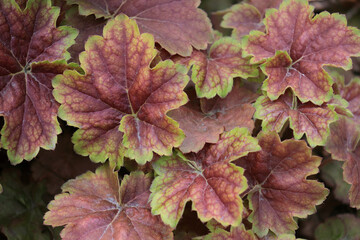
(176, 37, 258, 98)
(254, 91, 337, 147)
(332, 73, 360, 124)
(44, 165, 173, 240)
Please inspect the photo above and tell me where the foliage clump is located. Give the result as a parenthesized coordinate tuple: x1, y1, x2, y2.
(0, 0, 360, 239)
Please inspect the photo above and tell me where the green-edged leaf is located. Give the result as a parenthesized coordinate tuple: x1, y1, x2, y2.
(53, 15, 189, 165)
(150, 127, 260, 228)
(66, 0, 212, 56)
(0, 0, 78, 164)
(176, 37, 258, 98)
(169, 80, 258, 153)
(332, 72, 360, 124)
(254, 90, 337, 147)
(44, 165, 173, 240)
(236, 132, 329, 237)
(243, 0, 360, 104)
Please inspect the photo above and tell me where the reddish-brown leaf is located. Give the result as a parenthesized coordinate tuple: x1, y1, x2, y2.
(174, 37, 258, 98)
(325, 117, 360, 208)
(150, 128, 260, 228)
(62, 6, 106, 62)
(221, 0, 282, 40)
(204, 224, 257, 240)
(44, 165, 173, 240)
(169, 80, 258, 153)
(66, 0, 213, 56)
(254, 90, 337, 147)
(243, 0, 360, 104)
(0, 0, 77, 164)
(332, 73, 360, 124)
(236, 132, 329, 236)
(53, 15, 189, 165)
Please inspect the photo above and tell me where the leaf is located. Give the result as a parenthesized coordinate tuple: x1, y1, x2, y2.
(221, 3, 263, 41)
(320, 160, 351, 205)
(0, 0, 78, 164)
(325, 117, 360, 208)
(236, 132, 329, 237)
(220, 0, 282, 40)
(66, 0, 212, 56)
(169, 80, 258, 153)
(62, 6, 106, 62)
(203, 224, 257, 240)
(176, 37, 258, 98)
(332, 72, 360, 124)
(150, 127, 260, 228)
(203, 224, 299, 240)
(53, 15, 189, 165)
(44, 164, 173, 240)
(325, 116, 360, 162)
(254, 90, 337, 147)
(248, 0, 283, 16)
(0, 169, 59, 240)
(243, 0, 360, 105)
(315, 214, 360, 240)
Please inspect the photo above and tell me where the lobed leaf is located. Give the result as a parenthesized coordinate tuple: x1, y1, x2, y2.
(332, 73, 360, 124)
(243, 0, 360, 105)
(169, 80, 258, 153)
(325, 117, 360, 208)
(66, 0, 213, 56)
(176, 37, 258, 98)
(325, 116, 360, 162)
(150, 128, 260, 228)
(220, 0, 282, 40)
(53, 15, 189, 165)
(236, 132, 329, 237)
(254, 90, 337, 147)
(0, 0, 78, 164)
(221, 3, 263, 41)
(44, 164, 173, 240)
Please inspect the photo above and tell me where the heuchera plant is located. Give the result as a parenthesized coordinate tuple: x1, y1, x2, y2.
(0, 0, 360, 239)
